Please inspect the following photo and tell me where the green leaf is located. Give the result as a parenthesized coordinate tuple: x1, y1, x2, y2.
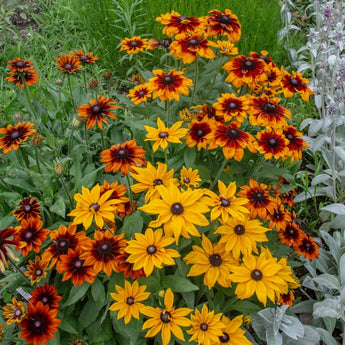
(224, 300, 261, 314)
(4, 177, 37, 193)
(0, 215, 16, 229)
(183, 147, 196, 168)
(80, 166, 103, 189)
(63, 282, 90, 307)
(46, 330, 60, 345)
(79, 299, 99, 329)
(87, 315, 113, 343)
(161, 275, 199, 293)
(120, 211, 143, 239)
(91, 278, 106, 308)
(50, 198, 66, 217)
(58, 313, 78, 334)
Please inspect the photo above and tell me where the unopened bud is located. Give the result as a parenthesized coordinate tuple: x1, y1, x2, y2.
(103, 71, 112, 80)
(14, 113, 21, 120)
(71, 118, 80, 127)
(158, 290, 165, 298)
(54, 162, 64, 175)
(56, 79, 63, 85)
(89, 78, 98, 88)
(71, 339, 84, 345)
(243, 315, 252, 325)
(31, 132, 43, 146)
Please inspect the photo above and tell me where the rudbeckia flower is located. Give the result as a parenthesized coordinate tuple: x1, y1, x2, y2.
(109, 280, 150, 324)
(8, 57, 34, 72)
(0, 122, 36, 154)
(187, 304, 225, 345)
(185, 117, 214, 150)
(56, 53, 82, 73)
(139, 183, 209, 243)
(24, 256, 48, 284)
(147, 69, 193, 102)
(141, 288, 192, 345)
(70, 49, 98, 64)
(293, 234, 319, 261)
(29, 283, 62, 310)
(184, 234, 238, 289)
(3, 297, 26, 325)
(127, 84, 151, 104)
(144, 117, 188, 152)
(218, 315, 252, 345)
(13, 197, 41, 221)
(0, 227, 20, 273)
(283, 126, 309, 162)
(281, 69, 313, 101)
(179, 166, 201, 188)
(6, 69, 39, 89)
(68, 184, 122, 230)
(120, 36, 148, 54)
(125, 228, 180, 276)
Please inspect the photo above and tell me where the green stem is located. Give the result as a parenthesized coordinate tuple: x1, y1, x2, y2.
(167, 101, 171, 125)
(100, 128, 106, 150)
(83, 69, 88, 89)
(22, 78, 38, 121)
(68, 127, 75, 155)
(125, 174, 134, 212)
(84, 125, 91, 163)
(190, 57, 199, 107)
(8, 256, 31, 285)
(164, 148, 168, 165)
(19, 146, 30, 169)
(35, 147, 41, 174)
(67, 75, 76, 112)
(59, 176, 74, 207)
(209, 159, 229, 190)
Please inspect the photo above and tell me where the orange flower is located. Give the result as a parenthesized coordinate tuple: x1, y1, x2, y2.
(24, 256, 48, 284)
(185, 117, 214, 150)
(100, 139, 146, 175)
(8, 57, 34, 72)
(3, 297, 26, 325)
(281, 69, 313, 101)
(77, 95, 120, 130)
(294, 234, 319, 261)
(207, 9, 241, 42)
(29, 283, 62, 310)
(0, 122, 36, 154)
(13, 197, 41, 221)
(278, 221, 304, 247)
(127, 84, 151, 104)
(70, 49, 98, 64)
(169, 32, 217, 64)
(120, 36, 148, 54)
(223, 55, 268, 90)
(5, 69, 39, 89)
(156, 10, 204, 37)
(0, 227, 20, 272)
(283, 126, 309, 162)
(56, 53, 82, 73)
(147, 69, 193, 102)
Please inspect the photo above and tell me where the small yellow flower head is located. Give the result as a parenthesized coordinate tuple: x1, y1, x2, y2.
(158, 289, 166, 298)
(243, 315, 252, 325)
(179, 108, 192, 122)
(216, 40, 239, 55)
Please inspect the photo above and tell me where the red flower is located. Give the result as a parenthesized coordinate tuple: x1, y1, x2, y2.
(294, 234, 319, 261)
(13, 197, 41, 221)
(0, 227, 20, 272)
(29, 283, 62, 310)
(19, 301, 61, 345)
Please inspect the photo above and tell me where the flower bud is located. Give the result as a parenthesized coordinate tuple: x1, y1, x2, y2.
(71, 117, 80, 127)
(103, 71, 112, 80)
(14, 113, 22, 120)
(54, 162, 64, 176)
(31, 132, 43, 146)
(89, 78, 98, 88)
(56, 79, 63, 85)
(158, 290, 165, 298)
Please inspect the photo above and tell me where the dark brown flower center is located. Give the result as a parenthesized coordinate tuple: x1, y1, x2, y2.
(34, 320, 42, 328)
(234, 224, 245, 235)
(116, 148, 128, 158)
(162, 75, 174, 85)
(273, 209, 281, 218)
(74, 259, 83, 269)
(57, 238, 70, 252)
(90, 203, 100, 212)
(287, 226, 297, 236)
(80, 55, 88, 61)
(130, 41, 138, 47)
(253, 191, 265, 202)
(0, 238, 3, 247)
(126, 297, 135, 305)
(209, 253, 222, 267)
(160, 311, 172, 323)
(170, 202, 184, 215)
(290, 78, 300, 86)
(16, 61, 25, 68)
(147, 245, 157, 255)
(91, 105, 102, 114)
(14, 309, 22, 317)
(242, 59, 255, 70)
(153, 179, 163, 186)
(184, 177, 190, 184)
(251, 269, 263, 281)
(35, 269, 42, 276)
(200, 322, 208, 331)
(262, 102, 276, 113)
(64, 63, 73, 70)
(304, 242, 312, 250)
(187, 38, 200, 47)
(24, 204, 33, 212)
(218, 14, 231, 24)
(138, 91, 146, 97)
(268, 137, 278, 147)
(24, 230, 33, 240)
(226, 128, 240, 139)
(10, 131, 20, 140)
(220, 197, 230, 207)
(219, 332, 230, 343)
(98, 241, 113, 256)
(227, 102, 237, 110)
(159, 131, 169, 139)
(285, 133, 295, 141)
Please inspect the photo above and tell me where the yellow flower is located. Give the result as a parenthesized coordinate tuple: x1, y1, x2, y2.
(109, 280, 150, 324)
(120, 36, 148, 54)
(184, 234, 238, 289)
(125, 228, 180, 276)
(180, 166, 201, 188)
(215, 215, 270, 259)
(3, 297, 26, 325)
(68, 184, 122, 230)
(130, 162, 177, 203)
(187, 304, 225, 345)
(230, 248, 295, 306)
(204, 180, 249, 223)
(139, 183, 209, 243)
(218, 315, 252, 345)
(141, 288, 192, 345)
(216, 40, 239, 55)
(144, 117, 188, 152)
